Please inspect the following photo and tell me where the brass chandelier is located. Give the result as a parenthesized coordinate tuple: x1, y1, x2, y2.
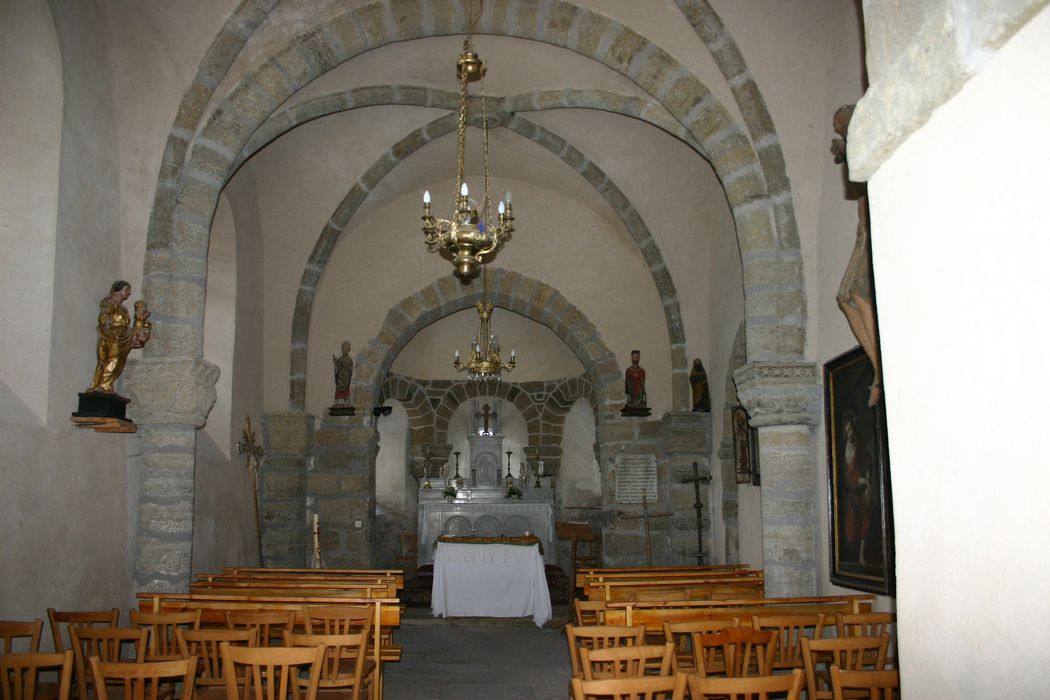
(421, 33, 515, 279)
(453, 267, 516, 382)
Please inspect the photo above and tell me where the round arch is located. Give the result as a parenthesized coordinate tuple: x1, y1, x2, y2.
(142, 0, 805, 370)
(346, 268, 622, 423)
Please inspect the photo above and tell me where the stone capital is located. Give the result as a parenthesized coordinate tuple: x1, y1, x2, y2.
(125, 356, 220, 427)
(733, 362, 819, 427)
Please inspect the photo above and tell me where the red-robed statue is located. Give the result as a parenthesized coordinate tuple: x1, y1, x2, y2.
(621, 349, 651, 417)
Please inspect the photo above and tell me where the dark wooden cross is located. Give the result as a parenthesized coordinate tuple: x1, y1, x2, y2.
(620, 494, 672, 567)
(235, 414, 265, 565)
(476, 402, 497, 435)
(680, 461, 712, 565)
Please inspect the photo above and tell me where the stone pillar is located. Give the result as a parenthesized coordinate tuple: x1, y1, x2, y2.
(597, 418, 669, 568)
(733, 362, 820, 597)
(661, 411, 712, 564)
(124, 357, 219, 592)
(260, 413, 313, 567)
(308, 418, 376, 567)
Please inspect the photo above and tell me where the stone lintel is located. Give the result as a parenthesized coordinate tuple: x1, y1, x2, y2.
(733, 362, 819, 427)
(125, 356, 220, 427)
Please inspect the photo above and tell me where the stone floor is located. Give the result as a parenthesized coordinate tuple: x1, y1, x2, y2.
(384, 606, 573, 699)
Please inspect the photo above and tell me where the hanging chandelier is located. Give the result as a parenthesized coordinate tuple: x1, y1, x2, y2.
(421, 33, 515, 279)
(453, 268, 516, 382)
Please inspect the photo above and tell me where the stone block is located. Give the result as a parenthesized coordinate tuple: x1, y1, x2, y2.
(262, 500, 303, 524)
(138, 501, 193, 536)
(136, 538, 192, 579)
(313, 452, 349, 472)
(263, 472, 305, 500)
(306, 473, 341, 496)
(264, 413, 314, 455)
(318, 499, 351, 524)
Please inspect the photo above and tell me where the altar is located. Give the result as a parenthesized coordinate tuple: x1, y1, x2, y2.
(417, 488, 556, 565)
(431, 537, 552, 627)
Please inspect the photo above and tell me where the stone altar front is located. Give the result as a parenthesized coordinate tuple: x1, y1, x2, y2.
(417, 485, 556, 565)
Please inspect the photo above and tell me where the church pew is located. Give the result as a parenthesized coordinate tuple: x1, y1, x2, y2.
(137, 592, 401, 698)
(602, 595, 874, 638)
(577, 564, 749, 576)
(579, 569, 762, 598)
(221, 567, 405, 588)
(584, 575, 766, 602)
(189, 579, 398, 598)
(202, 572, 405, 591)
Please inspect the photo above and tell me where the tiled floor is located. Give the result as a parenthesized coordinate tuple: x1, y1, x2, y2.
(384, 608, 572, 699)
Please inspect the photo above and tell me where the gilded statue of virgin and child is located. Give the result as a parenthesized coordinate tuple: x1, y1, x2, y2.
(86, 280, 151, 394)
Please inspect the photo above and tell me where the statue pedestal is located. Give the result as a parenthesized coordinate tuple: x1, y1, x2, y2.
(328, 405, 356, 417)
(71, 392, 136, 433)
(620, 404, 652, 417)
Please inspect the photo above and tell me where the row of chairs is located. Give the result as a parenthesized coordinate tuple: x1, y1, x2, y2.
(570, 666, 898, 699)
(2, 605, 376, 700)
(565, 618, 898, 698)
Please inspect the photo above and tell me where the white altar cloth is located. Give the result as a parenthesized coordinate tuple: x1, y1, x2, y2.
(431, 541, 552, 627)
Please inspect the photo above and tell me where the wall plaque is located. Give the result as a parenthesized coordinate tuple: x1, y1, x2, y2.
(614, 454, 658, 503)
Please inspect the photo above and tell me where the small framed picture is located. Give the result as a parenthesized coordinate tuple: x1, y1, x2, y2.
(824, 346, 894, 594)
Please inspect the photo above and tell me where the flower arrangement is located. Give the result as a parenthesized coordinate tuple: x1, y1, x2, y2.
(442, 484, 458, 500)
(504, 484, 523, 500)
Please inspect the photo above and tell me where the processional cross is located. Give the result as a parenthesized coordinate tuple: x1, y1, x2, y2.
(680, 461, 712, 564)
(620, 494, 672, 567)
(236, 415, 264, 565)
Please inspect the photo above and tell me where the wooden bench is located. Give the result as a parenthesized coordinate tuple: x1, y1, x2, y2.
(602, 595, 875, 637)
(219, 568, 405, 590)
(583, 574, 766, 602)
(189, 579, 398, 598)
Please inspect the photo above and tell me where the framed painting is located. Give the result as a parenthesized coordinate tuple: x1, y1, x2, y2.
(824, 346, 894, 594)
(732, 406, 759, 485)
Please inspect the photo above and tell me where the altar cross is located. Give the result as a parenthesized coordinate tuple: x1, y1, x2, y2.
(475, 402, 497, 435)
(619, 494, 672, 567)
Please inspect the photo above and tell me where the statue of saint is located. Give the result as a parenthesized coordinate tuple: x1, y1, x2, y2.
(689, 358, 711, 412)
(831, 105, 883, 407)
(624, 349, 647, 408)
(332, 340, 353, 404)
(87, 280, 148, 394)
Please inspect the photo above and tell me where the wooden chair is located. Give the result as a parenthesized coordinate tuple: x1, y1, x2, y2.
(130, 610, 202, 662)
(300, 607, 371, 636)
(661, 618, 737, 674)
(68, 627, 148, 700)
(556, 522, 602, 591)
(573, 600, 607, 627)
(564, 624, 646, 679)
(220, 643, 324, 700)
(285, 625, 373, 700)
(687, 667, 804, 700)
(835, 612, 896, 668)
(224, 610, 297, 648)
(0, 620, 43, 654)
(175, 628, 257, 700)
(693, 627, 776, 678)
(569, 672, 688, 700)
(750, 613, 825, 671)
(88, 656, 196, 700)
(46, 609, 120, 654)
(0, 650, 73, 700)
(579, 642, 674, 680)
(829, 666, 900, 700)
(801, 635, 889, 700)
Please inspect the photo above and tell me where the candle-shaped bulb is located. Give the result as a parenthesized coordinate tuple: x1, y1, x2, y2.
(460, 182, 469, 197)
(423, 190, 431, 204)
(454, 349, 460, 359)
(498, 201, 505, 215)
(504, 191, 512, 204)
(511, 348, 516, 358)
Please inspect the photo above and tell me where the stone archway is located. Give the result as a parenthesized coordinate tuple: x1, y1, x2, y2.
(346, 268, 621, 422)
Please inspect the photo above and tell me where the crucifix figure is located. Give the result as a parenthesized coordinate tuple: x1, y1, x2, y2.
(475, 401, 497, 435)
(680, 461, 712, 565)
(620, 494, 672, 567)
(236, 415, 264, 565)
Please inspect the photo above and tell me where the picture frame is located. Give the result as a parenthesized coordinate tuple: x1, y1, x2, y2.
(732, 406, 759, 485)
(824, 346, 894, 594)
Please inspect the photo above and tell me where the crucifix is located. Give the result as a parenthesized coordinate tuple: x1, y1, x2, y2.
(475, 401, 497, 435)
(681, 461, 712, 565)
(235, 415, 264, 565)
(620, 494, 672, 567)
